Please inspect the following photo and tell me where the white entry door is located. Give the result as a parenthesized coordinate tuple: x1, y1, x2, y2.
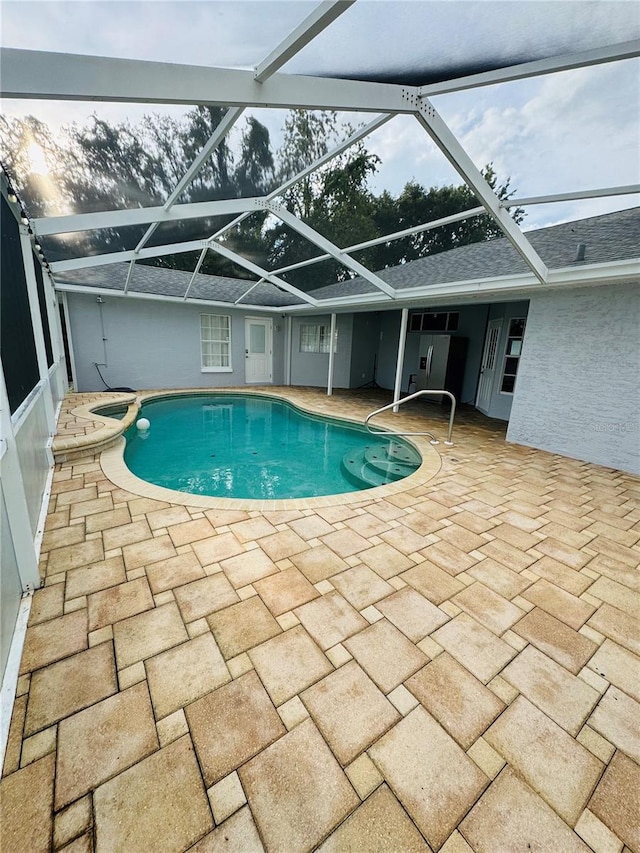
(476, 318, 502, 414)
(245, 318, 273, 384)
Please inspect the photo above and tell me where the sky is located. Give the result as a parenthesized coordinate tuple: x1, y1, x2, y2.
(1, 0, 639, 232)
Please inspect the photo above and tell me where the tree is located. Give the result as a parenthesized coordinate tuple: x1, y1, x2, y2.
(367, 165, 525, 270)
(263, 111, 382, 287)
(235, 117, 275, 198)
(1, 109, 525, 284)
(0, 115, 70, 217)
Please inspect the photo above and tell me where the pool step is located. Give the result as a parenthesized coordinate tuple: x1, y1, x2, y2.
(385, 441, 422, 466)
(341, 441, 421, 489)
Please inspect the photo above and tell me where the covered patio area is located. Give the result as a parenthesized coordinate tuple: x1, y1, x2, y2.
(3, 387, 639, 852)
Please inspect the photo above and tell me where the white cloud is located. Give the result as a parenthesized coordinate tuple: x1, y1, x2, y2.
(2, 2, 638, 230)
(434, 60, 640, 227)
(367, 116, 462, 195)
(0, 1, 314, 66)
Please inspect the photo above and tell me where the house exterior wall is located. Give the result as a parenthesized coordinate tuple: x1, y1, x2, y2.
(375, 311, 403, 390)
(289, 314, 353, 388)
(66, 294, 285, 391)
(349, 313, 380, 388)
(507, 282, 640, 475)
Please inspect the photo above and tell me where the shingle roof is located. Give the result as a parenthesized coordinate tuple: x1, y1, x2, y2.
(311, 206, 640, 300)
(56, 262, 305, 307)
(55, 206, 639, 307)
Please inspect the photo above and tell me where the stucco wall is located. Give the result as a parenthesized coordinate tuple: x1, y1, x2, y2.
(507, 282, 640, 474)
(376, 311, 406, 390)
(349, 313, 380, 388)
(67, 294, 285, 391)
(289, 314, 353, 388)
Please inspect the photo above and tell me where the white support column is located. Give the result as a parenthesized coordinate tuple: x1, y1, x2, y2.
(123, 260, 136, 295)
(43, 270, 62, 366)
(285, 316, 293, 386)
(393, 308, 409, 412)
(327, 313, 337, 396)
(19, 228, 55, 433)
(0, 365, 41, 591)
(42, 266, 68, 405)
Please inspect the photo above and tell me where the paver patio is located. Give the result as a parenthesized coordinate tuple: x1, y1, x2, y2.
(1, 387, 639, 852)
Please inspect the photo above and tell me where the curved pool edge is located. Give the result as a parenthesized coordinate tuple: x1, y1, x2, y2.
(52, 392, 139, 462)
(100, 389, 443, 511)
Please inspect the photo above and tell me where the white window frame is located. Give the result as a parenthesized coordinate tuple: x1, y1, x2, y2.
(300, 322, 332, 353)
(499, 316, 526, 395)
(200, 313, 233, 373)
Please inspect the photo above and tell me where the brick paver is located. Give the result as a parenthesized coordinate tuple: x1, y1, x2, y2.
(2, 387, 639, 851)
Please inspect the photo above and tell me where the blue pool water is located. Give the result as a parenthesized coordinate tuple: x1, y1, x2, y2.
(124, 394, 421, 500)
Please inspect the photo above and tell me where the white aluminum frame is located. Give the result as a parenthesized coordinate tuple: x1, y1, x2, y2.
(1, 1, 638, 310)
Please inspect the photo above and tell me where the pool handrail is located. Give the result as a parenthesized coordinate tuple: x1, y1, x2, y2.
(364, 390, 457, 446)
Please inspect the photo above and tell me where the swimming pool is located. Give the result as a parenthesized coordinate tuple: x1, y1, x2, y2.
(124, 393, 421, 500)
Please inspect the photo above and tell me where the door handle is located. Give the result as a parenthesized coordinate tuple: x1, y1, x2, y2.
(426, 345, 433, 379)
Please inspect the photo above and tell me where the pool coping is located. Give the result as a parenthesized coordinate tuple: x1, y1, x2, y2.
(52, 392, 139, 462)
(99, 388, 443, 511)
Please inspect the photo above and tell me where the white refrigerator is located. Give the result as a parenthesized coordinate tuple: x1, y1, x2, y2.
(416, 334, 468, 403)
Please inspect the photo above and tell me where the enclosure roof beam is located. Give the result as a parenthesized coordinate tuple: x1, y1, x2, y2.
(133, 107, 245, 253)
(343, 207, 486, 253)
(503, 184, 640, 207)
(33, 197, 264, 236)
(0, 48, 415, 113)
(415, 101, 548, 283)
(254, 0, 355, 83)
(183, 247, 209, 302)
(205, 240, 319, 307)
(270, 206, 486, 276)
(34, 115, 393, 240)
(49, 240, 212, 272)
(52, 281, 287, 313)
(48, 238, 318, 308)
(51, 257, 640, 314)
(203, 113, 393, 244)
(269, 204, 396, 298)
(234, 281, 263, 305)
(419, 39, 640, 97)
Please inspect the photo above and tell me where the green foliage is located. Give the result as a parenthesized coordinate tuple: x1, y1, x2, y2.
(0, 108, 524, 285)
